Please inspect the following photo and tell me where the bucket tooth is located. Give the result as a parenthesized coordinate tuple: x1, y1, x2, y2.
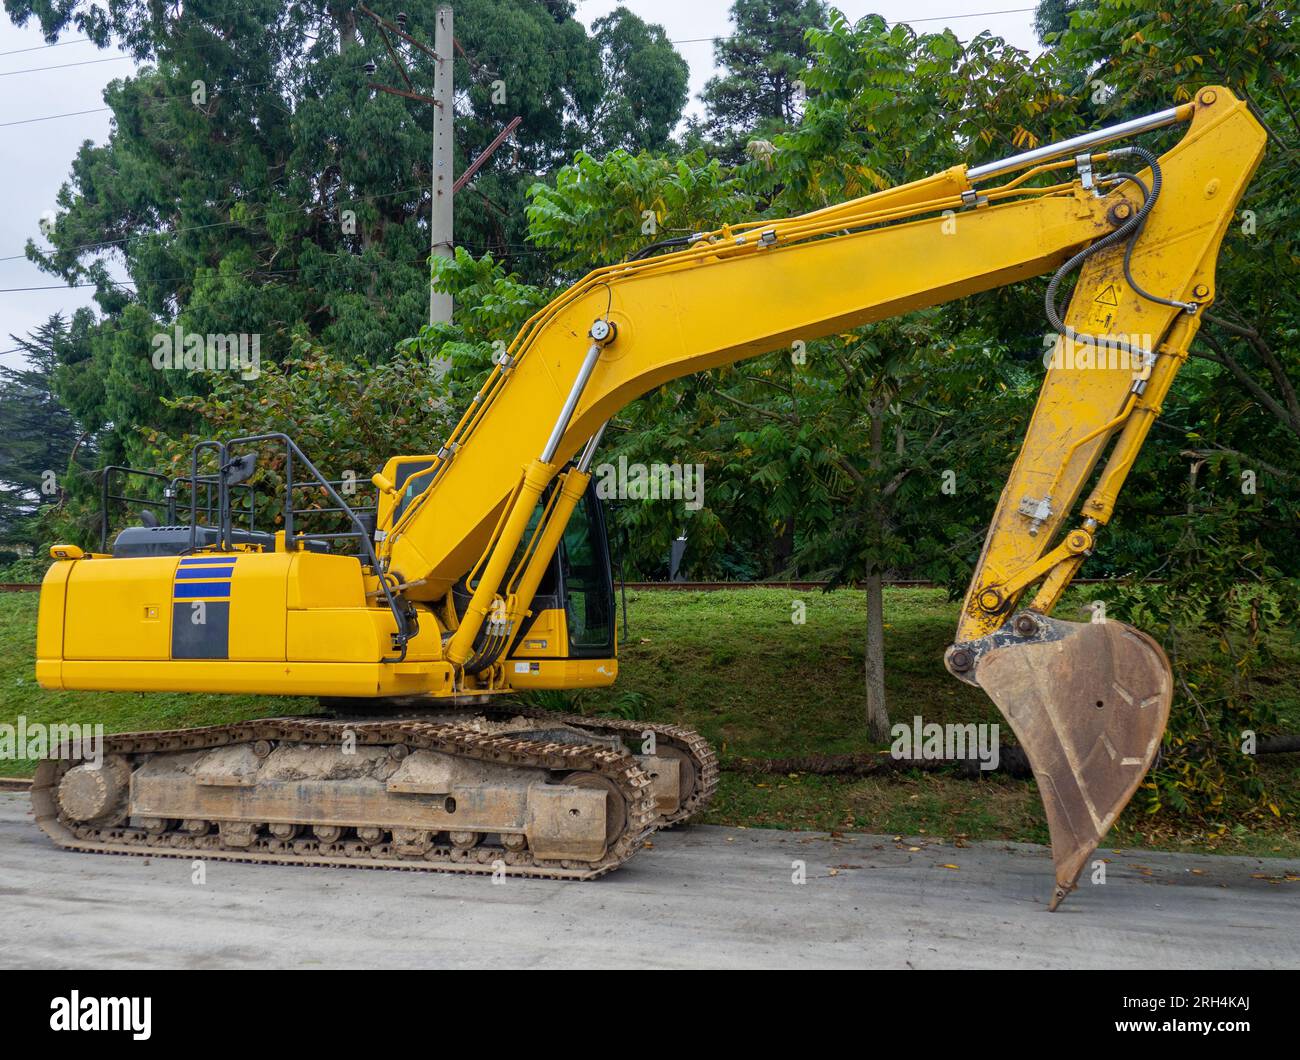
(957, 614, 1172, 910)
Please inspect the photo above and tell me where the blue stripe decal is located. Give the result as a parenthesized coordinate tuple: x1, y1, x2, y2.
(175, 566, 235, 579)
(173, 581, 231, 599)
(179, 556, 238, 565)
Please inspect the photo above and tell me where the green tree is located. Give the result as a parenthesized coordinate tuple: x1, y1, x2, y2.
(3, 0, 689, 468)
(112, 249, 550, 551)
(1033, 0, 1097, 45)
(527, 147, 751, 274)
(698, 0, 829, 161)
(718, 14, 1078, 738)
(583, 9, 690, 152)
(0, 316, 96, 549)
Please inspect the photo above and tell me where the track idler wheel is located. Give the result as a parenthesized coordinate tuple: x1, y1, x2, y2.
(946, 613, 1172, 910)
(56, 755, 131, 827)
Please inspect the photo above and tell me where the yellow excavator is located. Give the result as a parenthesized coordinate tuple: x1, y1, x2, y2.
(32, 87, 1264, 908)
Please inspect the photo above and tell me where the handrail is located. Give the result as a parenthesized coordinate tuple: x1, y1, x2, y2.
(188, 441, 225, 554)
(99, 465, 170, 551)
(168, 474, 256, 530)
(195, 433, 411, 662)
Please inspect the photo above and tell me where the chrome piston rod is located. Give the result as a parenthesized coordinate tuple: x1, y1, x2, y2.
(541, 342, 603, 465)
(575, 421, 608, 473)
(967, 105, 1189, 182)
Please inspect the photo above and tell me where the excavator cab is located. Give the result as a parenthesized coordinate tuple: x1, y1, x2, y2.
(508, 482, 616, 659)
(439, 477, 617, 686)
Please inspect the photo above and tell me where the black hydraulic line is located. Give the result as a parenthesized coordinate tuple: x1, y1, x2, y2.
(1113, 171, 1198, 315)
(627, 235, 692, 261)
(1044, 146, 1196, 364)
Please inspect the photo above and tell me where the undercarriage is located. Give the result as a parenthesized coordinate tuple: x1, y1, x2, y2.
(33, 707, 717, 879)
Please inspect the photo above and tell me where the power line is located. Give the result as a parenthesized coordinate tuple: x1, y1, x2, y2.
(0, 73, 285, 130)
(0, 282, 112, 291)
(0, 36, 93, 57)
(0, 54, 131, 77)
(0, 106, 110, 128)
(0, 176, 475, 262)
(667, 7, 1038, 45)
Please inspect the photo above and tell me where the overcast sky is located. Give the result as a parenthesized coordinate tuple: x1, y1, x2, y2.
(0, 2, 1038, 366)
(577, 0, 1040, 110)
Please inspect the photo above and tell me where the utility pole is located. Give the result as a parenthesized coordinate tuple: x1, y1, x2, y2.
(358, 4, 454, 328)
(360, 5, 519, 354)
(429, 5, 454, 327)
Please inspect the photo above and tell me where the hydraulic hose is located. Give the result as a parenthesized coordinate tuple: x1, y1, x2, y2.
(627, 235, 693, 261)
(1044, 146, 1197, 365)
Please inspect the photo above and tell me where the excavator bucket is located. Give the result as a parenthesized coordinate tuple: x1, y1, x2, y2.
(970, 616, 1172, 910)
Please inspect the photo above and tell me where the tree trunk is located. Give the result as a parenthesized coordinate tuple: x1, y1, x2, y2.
(864, 568, 889, 741)
(864, 401, 890, 741)
(772, 516, 795, 572)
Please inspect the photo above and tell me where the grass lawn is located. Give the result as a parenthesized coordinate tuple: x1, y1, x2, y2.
(2, 586, 1296, 857)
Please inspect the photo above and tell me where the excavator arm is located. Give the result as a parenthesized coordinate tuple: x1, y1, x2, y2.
(380, 87, 1261, 634)
(373, 87, 1264, 905)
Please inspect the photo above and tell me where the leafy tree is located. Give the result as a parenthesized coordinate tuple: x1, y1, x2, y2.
(698, 0, 829, 161)
(527, 148, 752, 274)
(403, 245, 551, 378)
(4, 0, 689, 467)
(583, 9, 690, 153)
(0, 315, 96, 549)
(1033, 0, 1097, 45)
(1102, 471, 1297, 823)
(713, 15, 1079, 738)
(39, 248, 550, 553)
(143, 338, 462, 535)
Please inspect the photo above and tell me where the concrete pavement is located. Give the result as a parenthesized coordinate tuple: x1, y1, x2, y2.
(0, 793, 1296, 968)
